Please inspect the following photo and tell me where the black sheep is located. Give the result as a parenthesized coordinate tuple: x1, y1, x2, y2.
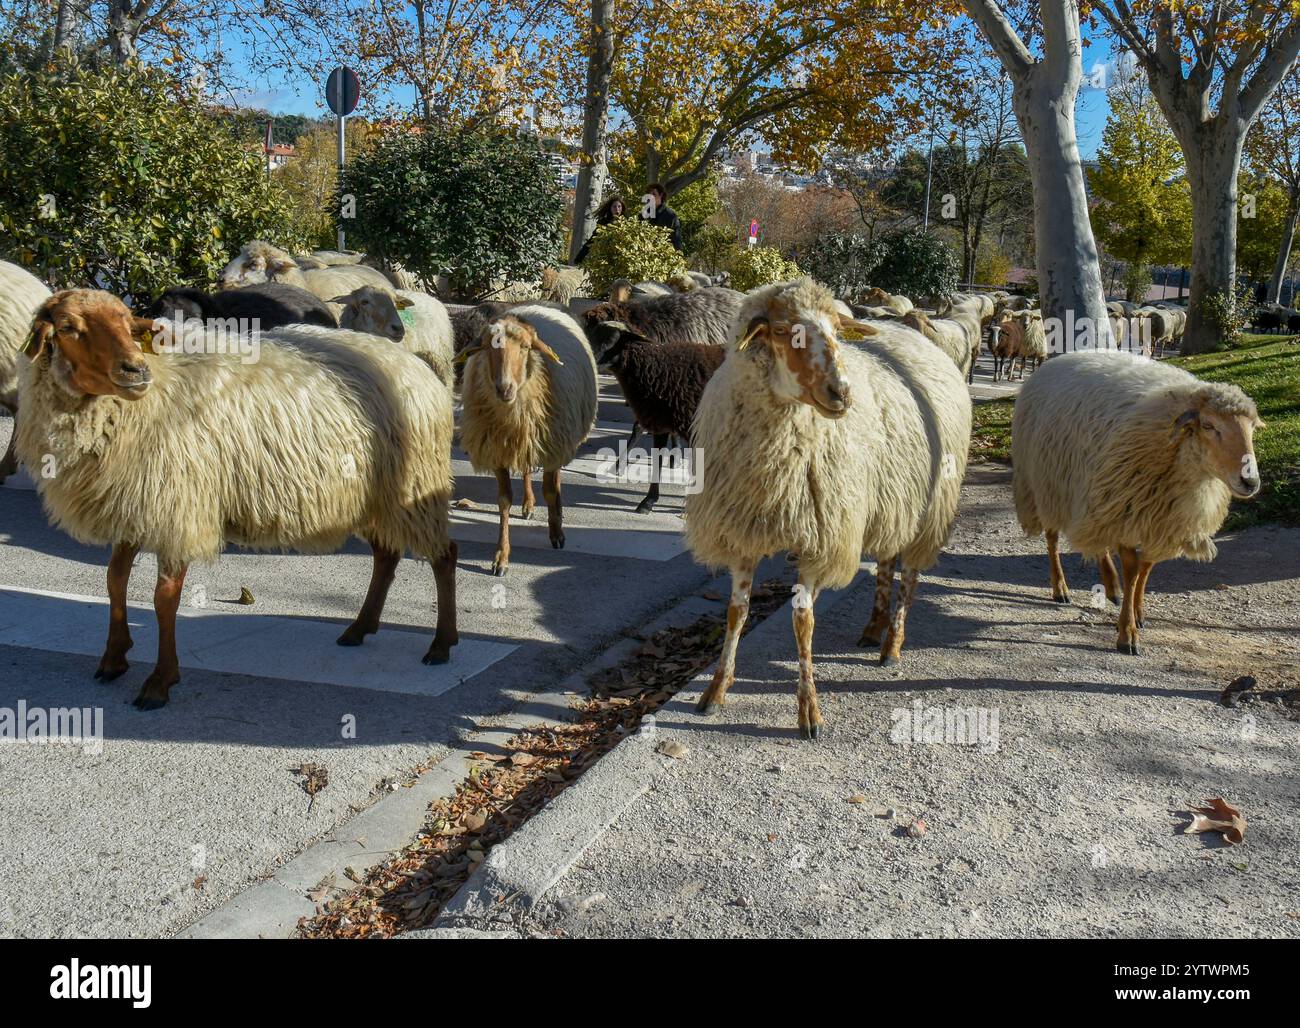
(146, 283, 337, 330)
(591, 321, 726, 514)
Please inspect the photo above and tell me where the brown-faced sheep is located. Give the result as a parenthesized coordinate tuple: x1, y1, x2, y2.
(457, 305, 598, 576)
(1012, 350, 1263, 655)
(685, 278, 971, 739)
(219, 241, 393, 306)
(16, 290, 459, 709)
(0, 260, 50, 481)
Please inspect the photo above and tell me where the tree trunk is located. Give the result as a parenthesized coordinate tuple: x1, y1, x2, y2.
(569, 0, 615, 263)
(1267, 195, 1300, 304)
(108, 1, 139, 63)
(1012, 55, 1112, 348)
(54, 0, 81, 53)
(1181, 127, 1244, 352)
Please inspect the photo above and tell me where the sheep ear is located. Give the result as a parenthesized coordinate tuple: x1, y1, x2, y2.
(610, 281, 633, 304)
(736, 315, 768, 351)
(531, 339, 564, 365)
(268, 255, 298, 275)
(394, 296, 414, 310)
(130, 317, 159, 353)
(327, 295, 354, 305)
(1171, 408, 1199, 439)
(453, 345, 483, 365)
(838, 317, 877, 337)
(24, 300, 57, 359)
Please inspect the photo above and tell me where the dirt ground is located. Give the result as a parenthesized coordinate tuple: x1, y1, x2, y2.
(527, 464, 1300, 939)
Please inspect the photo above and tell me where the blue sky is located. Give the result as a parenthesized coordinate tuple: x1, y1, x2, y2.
(227, 15, 1119, 160)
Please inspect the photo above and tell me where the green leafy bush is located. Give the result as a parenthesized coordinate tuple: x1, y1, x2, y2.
(339, 127, 565, 300)
(802, 231, 879, 298)
(868, 230, 959, 298)
(1199, 289, 1247, 351)
(584, 216, 688, 296)
(0, 61, 305, 300)
(690, 224, 740, 276)
(729, 245, 802, 292)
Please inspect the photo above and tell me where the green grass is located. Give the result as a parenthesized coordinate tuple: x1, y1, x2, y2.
(970, 398, 1015, 464)
(1170, 333, 1300, 529)
(967, 334, 1300, 528)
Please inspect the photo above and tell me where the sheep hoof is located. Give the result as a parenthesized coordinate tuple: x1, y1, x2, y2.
(695, 699, 722, 715)
(422, 646, 451, 665)
(550, 532, 565, 550)
(1135, 618, 1146, 629)
(94, 659, 130, 682)
(519, 506, 534, 521)
(491, 561, 509, 577)
(336, 624, 371, 646)
(1116, 641, 1139, 656)
(634, 499, 655, 514)
(131, 693, 168, 711)
(880, 655, 898, 667)
(799, 723, 822, 742)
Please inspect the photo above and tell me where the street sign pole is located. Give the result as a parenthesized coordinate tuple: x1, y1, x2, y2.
(325, 66, 361, 253)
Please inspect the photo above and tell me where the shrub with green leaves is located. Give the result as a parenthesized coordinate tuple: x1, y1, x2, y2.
(729, 245, 802, 292)
(690, 224, 740, 276)
(583, 216, 688, 296)
(868, 230, 959, 298)
(339, 127, 565, 300)
(802, 232, 879, 298)
(0, 61, 305, 300)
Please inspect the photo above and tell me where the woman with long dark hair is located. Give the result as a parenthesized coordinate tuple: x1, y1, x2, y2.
(575, 195, 626, 264)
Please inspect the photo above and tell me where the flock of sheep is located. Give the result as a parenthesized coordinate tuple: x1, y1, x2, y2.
(0, 247, 1263, 736)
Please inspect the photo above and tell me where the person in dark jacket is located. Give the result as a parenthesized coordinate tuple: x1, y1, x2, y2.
(575, 195, 627, 264)
(639, 182, 683, 251)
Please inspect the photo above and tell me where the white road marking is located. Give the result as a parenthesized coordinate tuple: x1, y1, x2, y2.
(0, 586, 516, 698)
(448, 505, 686, 561)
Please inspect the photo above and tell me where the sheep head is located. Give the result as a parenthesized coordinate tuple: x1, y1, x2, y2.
(736, 278, 872, 419)
(456, 315, 562, 404)
(218, 241, 299, 289)
(1171, 384, 1264, 500)
(587, 320, 647, 370)
(26, 290, 155, 400)
(334, 286, 406, 342)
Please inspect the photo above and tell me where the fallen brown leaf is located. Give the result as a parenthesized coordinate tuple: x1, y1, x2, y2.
(1186, 797, 1247, 845)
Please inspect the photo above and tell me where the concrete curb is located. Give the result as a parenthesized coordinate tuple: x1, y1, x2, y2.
(176, 587, 726, 939)
(419, 575, 822, 936)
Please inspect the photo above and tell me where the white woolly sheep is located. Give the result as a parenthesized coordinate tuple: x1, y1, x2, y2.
(0, 260, 51, 481)
(1012, 350, 1262, 655)
(685, 278, 972, 739)
(334, 286, 455, 386)
(456, 304, 598, 576)
(539, 265, 590, 305)
(902, 309, 980, 383)
(220, 240, 393, 306)
(17, 290, 459, 709)
(862, 286, 913, 316)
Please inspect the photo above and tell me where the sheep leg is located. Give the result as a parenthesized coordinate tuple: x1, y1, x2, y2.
(1133, 559, 1155, 629)
(1116, 546, 1141, 655)
(133, 563, 187, 710)
(858, 556, 896, 646)
(0, 420, 17, 481)
(338, 544, 400, 646)
(1098, 550, 1121, 605)
(880, 567, 920, 666)
(695, 561, 755, 715)
(520, 470, 535, 521)
(95, 541, 139, 682)
(634, 432, 668, 514)
(1046, 530, 1070, 603)
(424, 539, 459, 665)
(544, 468, 564, 549)
(492, 468, 512, 576)
(794, 576, 824, 741)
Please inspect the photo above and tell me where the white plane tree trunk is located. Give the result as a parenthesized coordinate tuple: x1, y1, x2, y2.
(569, 0, 615, 264)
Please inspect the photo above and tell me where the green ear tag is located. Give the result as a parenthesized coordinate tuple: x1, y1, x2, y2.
(399, 309, 416, 326)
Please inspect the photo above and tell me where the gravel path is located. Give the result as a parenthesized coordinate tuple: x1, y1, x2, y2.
(529, 464, 1300, 939)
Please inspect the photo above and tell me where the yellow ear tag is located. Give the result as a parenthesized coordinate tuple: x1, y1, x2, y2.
(140, 330, 156, 354)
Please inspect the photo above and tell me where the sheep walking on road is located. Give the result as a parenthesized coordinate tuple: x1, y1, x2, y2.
(0, 260, 50, 481)
(685, 279, 971, 739)
(17, 291, 459, 709)
(457, 305, 598, 576)
(334, 285, 455, 386)
(1012, 351, 1263, 654)
(219, 241, 393, 308)
(587, 321, 726, 513)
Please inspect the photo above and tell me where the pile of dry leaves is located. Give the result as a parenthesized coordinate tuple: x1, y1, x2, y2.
(298, 579, 791, 939)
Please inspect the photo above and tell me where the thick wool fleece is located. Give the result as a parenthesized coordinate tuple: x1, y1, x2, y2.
(1012, 350, 1258, 563)
(605, 337, 725, 438)
(459, 304, 598, 474)
(17, 325, 454, 568)
(583, 287, 743, 347)
(0, 260, 50, 409)
(686, 282, 972, 590)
